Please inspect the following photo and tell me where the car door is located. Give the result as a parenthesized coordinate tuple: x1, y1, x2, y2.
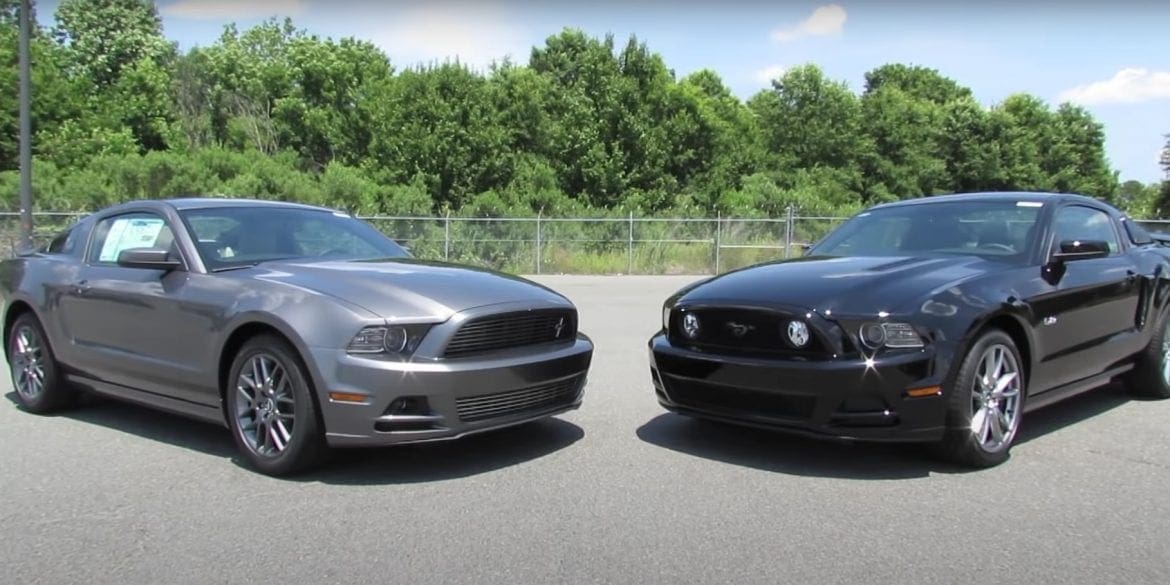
(58, 210, 216, 407)
(1028, 204, 1142, 392)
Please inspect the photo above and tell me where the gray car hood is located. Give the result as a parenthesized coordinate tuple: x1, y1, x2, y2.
(249, 258, 570, 320)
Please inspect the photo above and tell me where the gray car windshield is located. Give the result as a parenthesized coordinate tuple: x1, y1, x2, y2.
(180, 207, 410, 270)
(809, 200, 1043, 260)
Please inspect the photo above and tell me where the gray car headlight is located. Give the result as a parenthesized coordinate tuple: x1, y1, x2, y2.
(858, 322, 924, 350)
(662, 306, 672, 331)
(347, 325, 430, 355)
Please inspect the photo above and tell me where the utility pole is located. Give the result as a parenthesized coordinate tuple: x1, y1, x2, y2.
(18, 0, 34, 250)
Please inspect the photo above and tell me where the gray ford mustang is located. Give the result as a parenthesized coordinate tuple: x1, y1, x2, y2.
(0, 198, 593, 475)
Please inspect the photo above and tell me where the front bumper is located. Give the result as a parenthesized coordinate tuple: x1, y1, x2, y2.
(648, 333, 946, 442)
(311, 335, 593, 447)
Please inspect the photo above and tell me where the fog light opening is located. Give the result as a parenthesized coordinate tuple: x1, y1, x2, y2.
(386, 396, 430, 416)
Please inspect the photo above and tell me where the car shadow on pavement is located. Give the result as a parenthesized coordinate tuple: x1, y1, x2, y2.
(1014, 382, 1132, 445)
(635, 384, 1133, 479)
(7, 392, 584, 483)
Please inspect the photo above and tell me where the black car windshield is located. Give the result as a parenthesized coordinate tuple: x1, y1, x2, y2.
(180, 206, 410, 270)
(809, 199, 1043, 260)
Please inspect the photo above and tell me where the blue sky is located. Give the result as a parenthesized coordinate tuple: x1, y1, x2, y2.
(39, 0, 1170, 183)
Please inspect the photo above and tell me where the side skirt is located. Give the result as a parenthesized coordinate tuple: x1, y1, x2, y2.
(1024, 364, 1133, 414)
(66, 374, 226, 427)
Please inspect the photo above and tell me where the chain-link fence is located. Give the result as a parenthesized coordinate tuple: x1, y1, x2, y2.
(361, 209, 849, 274)
(1, 208, 847, 274)
(9, 209, 1170, 275)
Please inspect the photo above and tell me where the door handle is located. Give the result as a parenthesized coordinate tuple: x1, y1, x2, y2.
(73, 280, 91, 295)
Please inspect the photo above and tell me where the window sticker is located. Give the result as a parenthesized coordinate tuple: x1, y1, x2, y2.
(98, 218, 165, 262)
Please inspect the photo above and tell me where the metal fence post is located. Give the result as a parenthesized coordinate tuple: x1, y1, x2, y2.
(783, 205, 794, 259)
(443, 211, 450, 261)
(714, 212, 721, 274)
(535, 211, 542, 275)
(627, 211, 634, 274)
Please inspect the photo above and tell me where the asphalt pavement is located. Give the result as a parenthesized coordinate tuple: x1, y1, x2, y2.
(2, 275, 1169, 584)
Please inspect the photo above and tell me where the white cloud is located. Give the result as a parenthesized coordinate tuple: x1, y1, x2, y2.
(161, 0, 307, 20)
(755, 65, 787, 84)
(362, 3, 531, 71)
(1059, 68, 1170, 105)
(771, 4, 847, 43)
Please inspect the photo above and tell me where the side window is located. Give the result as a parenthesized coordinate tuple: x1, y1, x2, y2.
(87, 212, 178, 265)
(45, 227, 80, 255)
(1051, 206, 1119, 255)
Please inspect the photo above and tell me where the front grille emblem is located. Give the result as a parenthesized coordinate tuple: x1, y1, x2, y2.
(554, 317, 566, 338)
(725, 321, 754, 338)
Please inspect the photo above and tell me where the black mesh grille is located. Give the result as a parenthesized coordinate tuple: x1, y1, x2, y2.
(663, 375, 816, 420)
(456, 376, 583, 422)
(669, 308, 825, 356)
(444, 309, 576, 357)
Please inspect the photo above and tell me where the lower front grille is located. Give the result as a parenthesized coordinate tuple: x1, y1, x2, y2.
(456, 376, 584, 422)
(663, 376, 816, 420)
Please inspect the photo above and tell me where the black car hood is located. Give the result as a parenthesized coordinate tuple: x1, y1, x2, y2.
(678, 255, 1000, 317)
(248, 258, 570, 320)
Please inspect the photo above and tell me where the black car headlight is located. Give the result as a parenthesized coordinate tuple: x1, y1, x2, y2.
(858, 322, 924, 350)
(347, 325, 430, 355)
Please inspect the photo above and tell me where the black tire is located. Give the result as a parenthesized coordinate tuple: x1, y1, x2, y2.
(7, 312, 76, 414)
(225, 334, 327, 476)
(1125, 307, 1170, 399)
(936, 329, 1025, 468)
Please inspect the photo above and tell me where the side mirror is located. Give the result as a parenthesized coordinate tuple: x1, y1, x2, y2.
(1051, 239, 1110, 263)
(117, 248, 183, 271)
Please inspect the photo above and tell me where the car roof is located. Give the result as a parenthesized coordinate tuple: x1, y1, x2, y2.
(88, 197, 335, 215)
(868, 191, 1108, 211)
(162, 197, 333, 212)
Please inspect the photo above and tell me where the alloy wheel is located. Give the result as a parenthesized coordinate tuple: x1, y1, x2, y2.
(1160, 320, 1170, 387)
(10, 325, 45, 401)
(969, 343, 1022, 453)
(234, 353, 296, 457)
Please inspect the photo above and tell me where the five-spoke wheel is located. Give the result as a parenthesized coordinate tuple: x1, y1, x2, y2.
(968, 342, 1022, 454)
(938, 329, 1025, 467)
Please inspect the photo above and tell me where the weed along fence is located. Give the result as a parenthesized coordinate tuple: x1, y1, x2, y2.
(355, 208, 848, 275)
(18, 210, 1170, 275)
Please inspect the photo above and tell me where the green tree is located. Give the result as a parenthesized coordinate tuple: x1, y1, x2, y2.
(52, 0, 176, 151)
(1043, 103, 1117, 199)
(0, 8, 88, 170)
(863, 64, 972, 104)
(748, 64, 871, 204)
(365, 62, 509, 209)
(1154, 135, 1170, 217)
(860, 84, 948, 199)
(53, 0, 170, 87)
(678, 70, 764, 208)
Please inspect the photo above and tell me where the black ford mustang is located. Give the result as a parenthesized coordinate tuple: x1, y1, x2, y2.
(650, 192, 1170, 467)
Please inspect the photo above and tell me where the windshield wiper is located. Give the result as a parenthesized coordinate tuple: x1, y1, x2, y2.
(210, 263, 261, 273)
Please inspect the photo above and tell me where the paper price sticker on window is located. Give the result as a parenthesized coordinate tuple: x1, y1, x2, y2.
(98, 218, 166, 263)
